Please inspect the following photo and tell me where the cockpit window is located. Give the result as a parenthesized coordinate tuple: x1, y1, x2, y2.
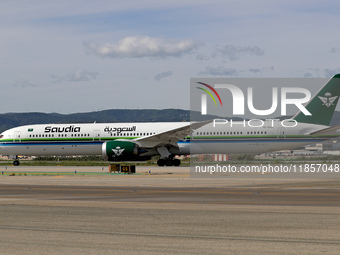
(0, 135, 3, 139)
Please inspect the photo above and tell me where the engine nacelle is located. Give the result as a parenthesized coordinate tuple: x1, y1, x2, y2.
(102, 140, 139, 161)
(102, 140, 150, 161)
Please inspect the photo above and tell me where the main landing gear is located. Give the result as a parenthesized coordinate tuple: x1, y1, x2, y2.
(156, 146, 181, 166)
(13, 159, 20, 166)
(157, 157, 181, 166)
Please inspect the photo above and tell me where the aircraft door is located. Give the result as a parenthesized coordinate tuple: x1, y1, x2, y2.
(277, 127, 285, 139)
(93, 130, 101, 141)
(14, 131, 21, 142)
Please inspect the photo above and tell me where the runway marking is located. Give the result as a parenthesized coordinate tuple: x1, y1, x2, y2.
(1, 186, 340, 198)
(1, 225, 340, 245)
(1, 185, 340, 194)
(1, 191, 340, 199)
(1, 194, 339, 206)
(210, 200, 340, 204)
(1, 185, 340, 207)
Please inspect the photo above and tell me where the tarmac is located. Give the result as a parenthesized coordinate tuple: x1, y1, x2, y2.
(0, 165, 340, 254)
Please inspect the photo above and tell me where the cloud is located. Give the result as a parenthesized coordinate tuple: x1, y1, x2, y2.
(303, 68, 340, 78)
(199, 66, 239, 76)
(83, 36, 199, 59)
(324, 68, 340, 78)
(154, 71, 173, 81)
(195, 53, 209, 61)
(199, 66, 274, 76)
(50, 70, 98, 83)
(331, 47, 340, 53)
(11, 79, 36, 88)
(303, 72, 313, 78)
(249, 66, 274, 74)
(213, 45, 264, 61)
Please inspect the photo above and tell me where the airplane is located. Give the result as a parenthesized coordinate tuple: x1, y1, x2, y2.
(1, 74, 340, 167)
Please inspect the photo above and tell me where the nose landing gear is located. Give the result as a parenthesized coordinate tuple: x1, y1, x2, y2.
(9, 155, 20, 166)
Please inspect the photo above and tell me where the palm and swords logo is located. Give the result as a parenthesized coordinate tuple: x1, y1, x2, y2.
(112, 146, 125, 156)
(318, 92, 338, 107)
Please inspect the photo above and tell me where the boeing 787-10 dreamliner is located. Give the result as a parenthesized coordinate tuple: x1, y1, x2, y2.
(1, 74, 340, 166)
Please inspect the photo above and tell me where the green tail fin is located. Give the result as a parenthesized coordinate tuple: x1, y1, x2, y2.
(293, 74, 340, 126)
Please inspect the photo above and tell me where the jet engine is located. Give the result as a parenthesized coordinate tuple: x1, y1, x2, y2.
(102, 140, 150, 161)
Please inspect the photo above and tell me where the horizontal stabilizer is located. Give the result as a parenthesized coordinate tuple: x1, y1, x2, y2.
(310, 125, 340, 136)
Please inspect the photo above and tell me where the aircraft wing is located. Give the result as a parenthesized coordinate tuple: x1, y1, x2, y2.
(134, 120, 211, 148)
(310, 125, 340, 137)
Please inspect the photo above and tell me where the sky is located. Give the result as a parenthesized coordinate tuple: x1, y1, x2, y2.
(1, 0, 340, 114)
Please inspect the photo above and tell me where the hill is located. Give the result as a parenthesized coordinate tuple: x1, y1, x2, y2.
(0, 109, 192, 132)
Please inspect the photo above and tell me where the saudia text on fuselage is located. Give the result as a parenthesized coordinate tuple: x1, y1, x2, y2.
(44, 125, 81, 133)
(104, 126, 136, 134)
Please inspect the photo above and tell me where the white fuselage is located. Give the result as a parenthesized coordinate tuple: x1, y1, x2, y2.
(0, 121, 333, 157)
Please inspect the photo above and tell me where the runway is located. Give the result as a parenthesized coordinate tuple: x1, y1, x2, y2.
(1, 184, 340, 206)
(1, 166, 340, 254)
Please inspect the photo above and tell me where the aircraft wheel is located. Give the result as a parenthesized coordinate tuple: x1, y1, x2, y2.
(13, 160, 20, 166)
(165, 158, 173, 166)
(173, 159, 181, 166)
(157, 159, 165, 166)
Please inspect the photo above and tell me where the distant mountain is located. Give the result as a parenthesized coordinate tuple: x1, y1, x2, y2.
(0, 109, 187, 132)
(0, 109, 228, 132)
(1, 109, 340, 133)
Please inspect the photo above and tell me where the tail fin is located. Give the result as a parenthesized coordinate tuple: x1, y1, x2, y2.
(293, 74, 340, 126)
